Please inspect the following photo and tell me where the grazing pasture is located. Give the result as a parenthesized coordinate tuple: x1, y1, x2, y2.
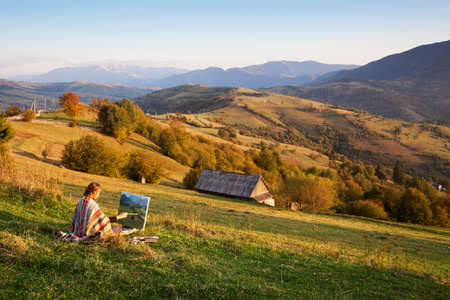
(0, 121, 448, 299)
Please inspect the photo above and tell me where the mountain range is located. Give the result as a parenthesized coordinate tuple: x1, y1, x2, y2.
(150, 61, 358, 88)
(10, 61, 358, 88)
(267, 40, 450, 123)
(3, 40, 450, 122)
(11, 65, 187, 86)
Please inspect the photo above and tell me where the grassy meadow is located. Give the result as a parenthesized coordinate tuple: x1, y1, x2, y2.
(0, 121, 449, 298)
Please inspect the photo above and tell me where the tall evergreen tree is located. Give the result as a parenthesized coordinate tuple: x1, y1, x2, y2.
(375, 164, 387, 180)
(393, 160, 405, 184)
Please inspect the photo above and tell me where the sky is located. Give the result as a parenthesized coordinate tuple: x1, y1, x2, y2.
(1, 0, 449, 77)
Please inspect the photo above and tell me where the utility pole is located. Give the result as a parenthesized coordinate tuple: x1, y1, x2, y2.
(31, 96, 37, 112)
(44, 96, 47, 112)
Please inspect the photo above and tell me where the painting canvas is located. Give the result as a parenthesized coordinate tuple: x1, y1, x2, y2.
(117, 192, 150, 231)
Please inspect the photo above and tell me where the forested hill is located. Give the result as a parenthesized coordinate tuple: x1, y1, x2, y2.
(326, 40, 450, 81)
(134, 85, 238, 114)
(133, 85, 450, 180)
(267, 40, 450, 123)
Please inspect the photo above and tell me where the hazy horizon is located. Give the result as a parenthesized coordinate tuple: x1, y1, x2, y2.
(1, 0, 449, 77)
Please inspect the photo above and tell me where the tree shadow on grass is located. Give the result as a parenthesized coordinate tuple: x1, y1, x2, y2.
(319, 211, 450, 238)
(124, 136, 161, 153)
(14, 150, 61, 166)
(159, 178, 184, 189)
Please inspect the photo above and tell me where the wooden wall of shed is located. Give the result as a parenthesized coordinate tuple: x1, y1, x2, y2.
(250, 179, 270, 197)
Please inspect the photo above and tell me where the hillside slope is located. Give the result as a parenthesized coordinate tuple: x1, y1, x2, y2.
(9, 121, 188, 183)
(270, 40, 450, 122)
(266, 80, 425, 122)
(135, 85, 450, 179)
(1, 121, 449, 298)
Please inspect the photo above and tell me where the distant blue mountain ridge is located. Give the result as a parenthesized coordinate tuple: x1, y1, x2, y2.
(10, 61, 359, 88)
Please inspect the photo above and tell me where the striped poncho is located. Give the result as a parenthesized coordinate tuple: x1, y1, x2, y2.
(57, 196, 113, 242)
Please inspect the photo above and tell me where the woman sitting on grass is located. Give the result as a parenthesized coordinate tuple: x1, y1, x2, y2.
(58, 182, 128, 242)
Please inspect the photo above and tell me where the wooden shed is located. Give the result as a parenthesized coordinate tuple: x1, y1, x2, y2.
(194, 170, 275, 206)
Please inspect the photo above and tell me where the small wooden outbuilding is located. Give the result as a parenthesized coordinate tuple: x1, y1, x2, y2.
(194, 170, 275, 206)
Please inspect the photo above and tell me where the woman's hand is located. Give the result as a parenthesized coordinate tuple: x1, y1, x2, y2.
(117, 212, 128, 220)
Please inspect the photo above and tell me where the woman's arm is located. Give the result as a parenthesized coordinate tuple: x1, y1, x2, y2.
(109, 212, 128, 223)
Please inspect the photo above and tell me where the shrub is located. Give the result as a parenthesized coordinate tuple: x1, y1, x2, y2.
(21, 109, 36, 122)
(126, 151, 163, 184)
(61, 135, 128, 177)
(397, 188, 432, 225)
(349, 200, 388, 219)
(183, 168, 202, 189)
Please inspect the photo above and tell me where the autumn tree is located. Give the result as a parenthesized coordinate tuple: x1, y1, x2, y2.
(397, 188, 432, 225)
(280, 175, 336, 212)
(89, 97, 109, 112)
(6, 105, 20, 116)
(120, 98, 139, 131)
(59, 92, 82, 126)
(97, 103, 132, 141)
(0, 117, 14, 156)
(126, 151, 163, 184)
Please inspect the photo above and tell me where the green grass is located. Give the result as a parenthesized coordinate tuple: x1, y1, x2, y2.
(1, 176, 449, 299)
(1, 120, 449, 299)
(38, 110, 100, 127)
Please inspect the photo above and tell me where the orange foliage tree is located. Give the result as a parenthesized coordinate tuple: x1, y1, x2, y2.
(59, 92, 82, 126)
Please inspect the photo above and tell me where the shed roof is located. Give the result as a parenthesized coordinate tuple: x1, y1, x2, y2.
(194, 170, 264, 198)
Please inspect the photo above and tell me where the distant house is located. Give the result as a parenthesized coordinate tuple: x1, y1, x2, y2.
(194, 170, 275, 207)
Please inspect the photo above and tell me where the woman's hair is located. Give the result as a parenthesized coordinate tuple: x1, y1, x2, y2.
(83, 182, 102, 198)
